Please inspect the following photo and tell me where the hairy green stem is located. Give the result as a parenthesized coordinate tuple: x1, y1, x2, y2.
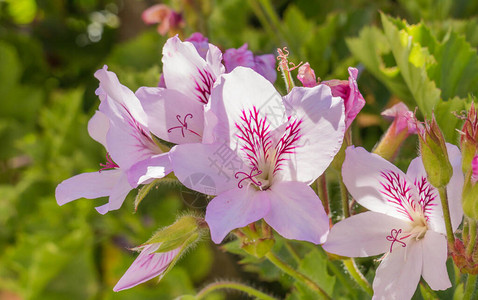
(317, 174, 330, 217)
(265, 252, 332, 299)
(437, 187, 455, 245)
(284, 241, 301, 264)
(339, 174, 350, 218)
(343, 258, 373, 296)
(279, 63, 295, 93)
(466, 220, 477, 256)
(463, 274, 477, 300)
(196, 280, 277, 300)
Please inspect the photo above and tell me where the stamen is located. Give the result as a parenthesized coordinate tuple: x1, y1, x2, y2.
(386, 228, 407, 253)
(99, 152, 119, 172)
(167, 113, 201, 138)
(235, 167, 263, 188)
(276, 47, 303, 72)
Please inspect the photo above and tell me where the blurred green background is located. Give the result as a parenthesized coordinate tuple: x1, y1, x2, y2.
(1, 0, 478, 299)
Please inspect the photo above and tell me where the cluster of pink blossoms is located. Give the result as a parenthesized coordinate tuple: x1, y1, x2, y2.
(55, 34, 464, 299)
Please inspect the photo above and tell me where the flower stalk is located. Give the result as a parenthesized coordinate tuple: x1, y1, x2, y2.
(339, 174, 351, 218)
(466, 220, 477, 256)
(438, 186, 455, 245)
(195, 280, 277, 300)
(343, 258, 373, 296)
(464, 274, 477, 300)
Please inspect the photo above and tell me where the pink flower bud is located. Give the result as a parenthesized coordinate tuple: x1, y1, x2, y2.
(381, 102, 418, 135)
(297, 63, 318, 87)
(323, 67, 365, 130)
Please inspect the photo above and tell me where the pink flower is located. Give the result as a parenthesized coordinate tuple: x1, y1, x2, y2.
(323, 67, 365, 130)
(297, 63, 318, 87)
(224, 44, 277, 83)
(170, 67, 346, 244)
(127, 35, 225, 185)
(142, 4, 184, 36)
(55, 66, 171, 214)
(114, 243, 180, 292)
(323, 145, 464, 299)
(381, 102, 418, 135)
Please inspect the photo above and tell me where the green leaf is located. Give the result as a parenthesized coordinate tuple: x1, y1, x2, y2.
(427, 32, 478, 101)
(295, 248, 335, 298)
(0, 41, 21, 95)
(434, 96, 467, 142)
(381, 13, 441, 117)
(346, 26, 414, 107)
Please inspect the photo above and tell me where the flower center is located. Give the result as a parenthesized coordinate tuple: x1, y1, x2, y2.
(234, 107, 302, 190)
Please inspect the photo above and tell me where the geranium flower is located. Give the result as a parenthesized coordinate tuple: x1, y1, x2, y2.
(323, 145, 464, 299)
(127, 35, 225, 186)
(170, 67, 345, 244)
(56, 66, 170, 214)
(141, 4, 184, 36)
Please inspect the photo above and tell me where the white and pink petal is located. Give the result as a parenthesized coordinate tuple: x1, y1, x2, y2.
(205, 187, 270, 244)
(421, 230, 451, 291)
(56, 169, 123, 206)
(279, 85, 345, 184)
(342, 146, 420, 222)
(169, 143, 243, 195)
(264, 181, 329, 244)
(136, 87, 204, 144)
(323, 211, 411, 257)
(372, 240, 423, 300)
(162, 36, 222, 104)
(127, 153, 172, 187)
(208, 67, 285, 150)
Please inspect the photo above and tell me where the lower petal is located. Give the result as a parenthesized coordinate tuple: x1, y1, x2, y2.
(170, 143, 243, 195)
(372, 240, 422, 300)
(205, 188, 270, 244)
(264, 181, 329, 244)
(96, 172, 132, 214)
(422, 231, 451, 291)
(55, 169, 122, 206)
(127, 153, 172, 187)
(323, 211, 410, 257)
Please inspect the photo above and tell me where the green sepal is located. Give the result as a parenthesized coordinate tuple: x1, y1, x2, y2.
(418, 116, 453, 188)
(145, 215, 200, 245)
(154, 232, 200, 254)
(241, 238, 275, 258)
(462, 177, 478, 220)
